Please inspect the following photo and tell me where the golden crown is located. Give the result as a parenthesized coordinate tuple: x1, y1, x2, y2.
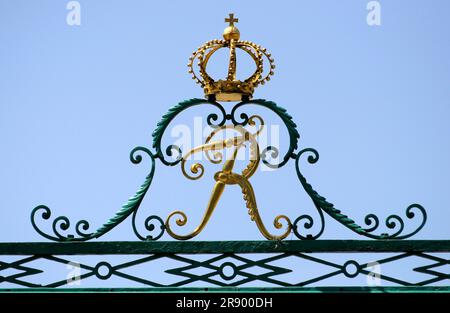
(188, 14, 275, 102)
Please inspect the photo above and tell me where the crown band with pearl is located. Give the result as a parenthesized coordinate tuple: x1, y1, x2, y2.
(188, 13, 275, 102)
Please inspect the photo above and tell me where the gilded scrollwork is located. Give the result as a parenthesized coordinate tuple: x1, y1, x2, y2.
(165, 115, 292, 240)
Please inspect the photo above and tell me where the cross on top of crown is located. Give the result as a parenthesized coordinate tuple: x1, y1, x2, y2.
(225, 13, 238, 27)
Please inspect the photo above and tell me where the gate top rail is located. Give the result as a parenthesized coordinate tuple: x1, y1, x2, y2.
(1, 240, 449, 255)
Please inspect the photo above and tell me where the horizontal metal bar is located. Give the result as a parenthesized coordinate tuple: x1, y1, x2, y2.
(1, 286, 449, 293)
(0, 240, 449, 255)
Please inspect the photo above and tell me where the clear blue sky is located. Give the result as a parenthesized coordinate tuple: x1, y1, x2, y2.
(0, 0, 449, 287)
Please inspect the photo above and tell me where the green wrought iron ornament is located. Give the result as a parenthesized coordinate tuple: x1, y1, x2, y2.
(30, 14, 427, 242)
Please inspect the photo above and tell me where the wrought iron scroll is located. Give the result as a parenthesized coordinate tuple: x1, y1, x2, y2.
(293, 148, 427, 240)
(30, 98, 427, 242)
(31, 146, 164, 242)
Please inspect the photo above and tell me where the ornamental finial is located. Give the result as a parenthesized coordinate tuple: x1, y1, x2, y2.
(225, 13, 238, 26)
(188, 13, 275, 102)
